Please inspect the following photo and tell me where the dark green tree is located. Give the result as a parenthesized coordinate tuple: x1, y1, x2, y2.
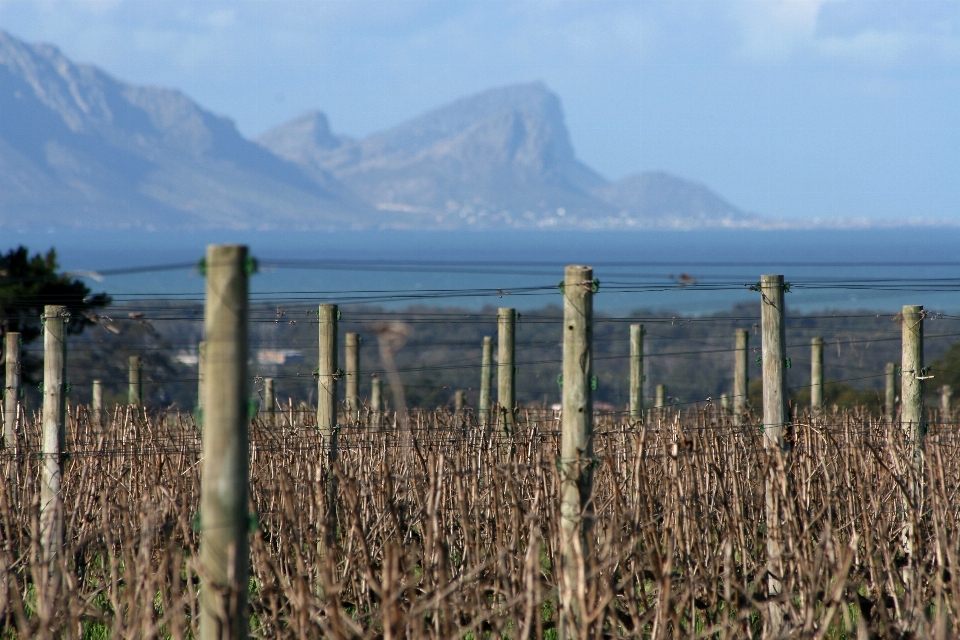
(1, 246, 111, 380)
(929, 342, 960, 399)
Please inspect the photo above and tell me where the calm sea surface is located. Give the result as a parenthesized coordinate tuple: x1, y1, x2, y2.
(6, 227, 960, 314)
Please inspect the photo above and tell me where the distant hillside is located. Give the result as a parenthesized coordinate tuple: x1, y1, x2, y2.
(1, 29, 760, 230)
(258, 83, 758, 229)
(593, 172, 760, 229)
(0, 30, 378, 230)
(257, 83, 612, 227)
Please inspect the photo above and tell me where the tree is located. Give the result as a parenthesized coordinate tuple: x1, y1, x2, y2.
(0, 246, 111, 380)
(929, 342, 960, 400)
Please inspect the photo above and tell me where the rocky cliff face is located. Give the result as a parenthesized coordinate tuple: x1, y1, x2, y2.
(258, 83, 757, 228)
(258, 83, 615, 226)
(0, 30, 376, 230)
(1, 29, 758, 230)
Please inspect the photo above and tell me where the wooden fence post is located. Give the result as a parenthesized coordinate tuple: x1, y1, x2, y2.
(345, 332, 360, 413)
(941, 385, 952, 422)
(559, 265, 595, 640)
(629, 324, 644, 422)
(91, 380, 103, 427)
(264, 378, 275, 426)
(901, 305, 924, 443)
(497, 308, 516, 438)
(900, 304, 925, 589)
(199, 245, 250, 640)
(479, 336, 493, 433)
(370, 375, 382, 425)
(655, 384, 665, 409)
(760, 274, 788, 633)
(128, 355, 142, 406)
(318, 304, 338, 446)
(454, 390, 465, 413)
(733, 329, 749, 422)
(197, 341, 206, 421)
(4, 332, 20, 449)
(40, 305, 67, 564)
(317, 303, 339, 552)
(811, 337, 824, 416)
(885, 362, 896, 424)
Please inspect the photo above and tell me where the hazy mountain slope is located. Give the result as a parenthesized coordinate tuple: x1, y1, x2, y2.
(258, 84, 760, 228)
(0, 30, 376, 230)
(593, 172, 758, 229)
(258, 83, 617, 226)
(1, 29, 761, 231)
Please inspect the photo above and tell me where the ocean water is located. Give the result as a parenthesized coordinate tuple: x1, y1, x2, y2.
(5, 227, 960, 314)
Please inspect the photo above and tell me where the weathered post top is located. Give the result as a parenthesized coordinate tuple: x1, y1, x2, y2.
(497, 307, 516, 435)
(733, 328, 749, 421)
(900, 304, 924, 440)
(760, 274, 787, 450)
(629, 324, 644, 422)
(810, 337, 824, 416)
(199, 244, 250, 640)
(559, 264, 595, 639)
(345, 332, 360, 412)
(317, 304, 338, 446)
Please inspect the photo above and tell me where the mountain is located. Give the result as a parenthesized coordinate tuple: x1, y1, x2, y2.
(258, 83, 614, 227)
(0, 29, 759, 230)
(593, 172, 760, 229)
(0, 30, 379, 230)
(258, 83, 758, 229)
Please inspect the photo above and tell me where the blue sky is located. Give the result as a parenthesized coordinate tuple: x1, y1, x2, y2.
(1, 1, 958, 223)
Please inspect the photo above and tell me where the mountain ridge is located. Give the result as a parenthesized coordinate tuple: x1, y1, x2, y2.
(1, 29, 758, 230)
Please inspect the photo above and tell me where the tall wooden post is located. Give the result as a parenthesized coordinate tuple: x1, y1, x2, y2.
(479, 336, 493, 432)
(345, 333, 360, 412)
(199, 245, 250, 640)
(197, 341, 207, 420)
(264, 378, 275, 426)
(885, 362, 897, 424)
(810, 337, 824, 416)
(4, 332, 20, 449)
(40, 305, 67, 563)
(901, 305, 924, 442)
(760, 274, 787, 633)
(317, 304, 339, 553)
(497, 308, 516, 437)
(941, 385, 952, 421)
(370, 375, 382, 425)
(629, 324, 644, 422)
(317, 304, 338, 446)
(655, 384, 665, 409)
(900, 304, 925, 587)
(733, 329, 749, 422)
(454, 390, 465, 412)
(761, 275, 788, 446)
(128, 355, 142, 406)
(559, 265, 594, 640)
(91, 380, 103, 427)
